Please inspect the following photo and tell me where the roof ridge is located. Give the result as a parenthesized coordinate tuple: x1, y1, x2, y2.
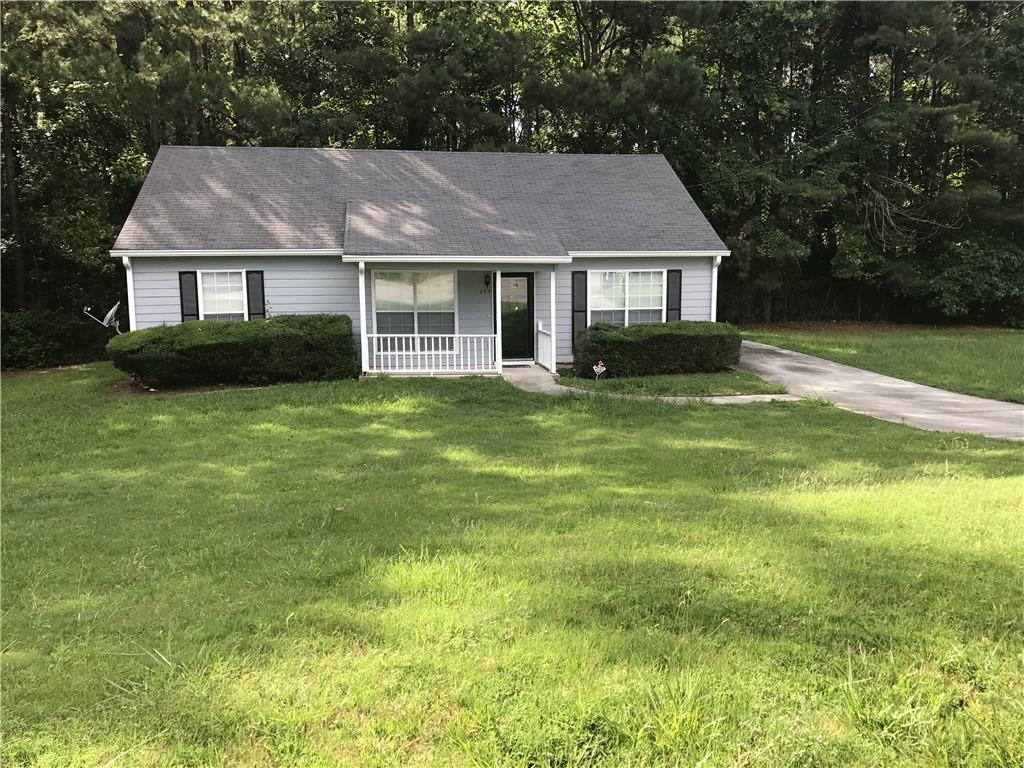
(157, 145, 668, 159)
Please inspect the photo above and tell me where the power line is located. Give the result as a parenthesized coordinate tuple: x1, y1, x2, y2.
(686, 1, 1024, 190)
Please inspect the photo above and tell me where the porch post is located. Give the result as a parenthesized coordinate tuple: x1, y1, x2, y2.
(494, 270, 502, 373)
(358, 261, 369, 373)
(549, 265, 557, 372)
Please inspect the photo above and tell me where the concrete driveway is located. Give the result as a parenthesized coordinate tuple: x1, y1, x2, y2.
(739, 341, 1024, 441)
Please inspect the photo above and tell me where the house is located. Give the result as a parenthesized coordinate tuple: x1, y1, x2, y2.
(112, 146, 729, 374)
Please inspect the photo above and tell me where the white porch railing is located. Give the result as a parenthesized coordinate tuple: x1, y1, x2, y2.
(536, 321, 553, 371)
(366, 334, 498, 374)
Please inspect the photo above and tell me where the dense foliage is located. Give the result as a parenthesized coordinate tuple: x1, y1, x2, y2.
(106, 314, 358, 386)
(573, 320, 741, 377)
(0, 309, 112, 369)
(2, 2, 1022, 324)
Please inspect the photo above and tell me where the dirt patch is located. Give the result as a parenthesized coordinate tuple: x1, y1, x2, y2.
(1, 363, 104, 379)
(109, 379, 266, 397)
(739, 321, 1010, 333)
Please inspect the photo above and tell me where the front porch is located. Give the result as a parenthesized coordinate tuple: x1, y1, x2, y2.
(357, 264, 558, 375)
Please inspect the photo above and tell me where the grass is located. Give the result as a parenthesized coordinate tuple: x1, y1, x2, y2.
(2, 363, 1022, 767)
(559, 370, 786, 397)
(743, 324, 1024, 403)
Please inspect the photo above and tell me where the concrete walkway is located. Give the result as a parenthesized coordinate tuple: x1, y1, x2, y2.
(502, 348, 1023, 441)
(501, 365, 567, 394)
(738, 341, 1024, 441)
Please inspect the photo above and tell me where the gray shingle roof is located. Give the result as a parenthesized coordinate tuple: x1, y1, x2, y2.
(113, 146, 727, 255)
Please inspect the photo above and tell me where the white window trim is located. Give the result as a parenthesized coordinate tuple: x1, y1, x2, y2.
(197, 269, 249, 321)
(370, 270, 460, 335)
(586, 269, 667, 327)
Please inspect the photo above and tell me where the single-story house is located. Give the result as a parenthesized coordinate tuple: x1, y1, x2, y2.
(112, 146, 729, 374)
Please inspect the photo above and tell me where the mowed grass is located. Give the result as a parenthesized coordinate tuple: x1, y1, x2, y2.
(743, 324, 1024, 403)
(560, 371, 786, 397)
(2, 364, 1022, 767)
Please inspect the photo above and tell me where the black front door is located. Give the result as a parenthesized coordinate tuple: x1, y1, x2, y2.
(499, 273, 533, 360)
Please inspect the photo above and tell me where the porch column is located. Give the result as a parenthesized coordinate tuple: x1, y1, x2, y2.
(358, 261, 369, 373)
(549, 265, 557, 371)
(494, 270, 502, 374)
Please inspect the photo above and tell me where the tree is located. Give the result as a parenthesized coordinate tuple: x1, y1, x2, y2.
(2, 0, 1021, 324)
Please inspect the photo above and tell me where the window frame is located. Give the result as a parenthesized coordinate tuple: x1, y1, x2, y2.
(197, 269, 249, 321)
(586, 269, 667, 327)
(370, 270, 460, 335)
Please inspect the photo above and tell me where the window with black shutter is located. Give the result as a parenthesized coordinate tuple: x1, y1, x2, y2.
(246, 271, 266, 319)
(571, 271, 587, 350)
(666, 269, 682, 321)
(179, 272, 199, 322)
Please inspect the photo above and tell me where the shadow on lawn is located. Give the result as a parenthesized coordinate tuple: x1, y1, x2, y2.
(61, 378, 1019, 646)
(7, 371, 1021, 627)
(3, 370, 1022, 763)
(527, 504, 1022, 654)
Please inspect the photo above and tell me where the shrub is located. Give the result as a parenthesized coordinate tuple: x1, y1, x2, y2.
(572, 321, 741, 378)
(106, 314, 359, 387)
(1, 310, 112, 370)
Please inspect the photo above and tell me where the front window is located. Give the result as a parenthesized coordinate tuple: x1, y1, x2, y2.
(199, 271, 246, 321)
(374, 271, 456, 335)
(589, 270, 664, 326)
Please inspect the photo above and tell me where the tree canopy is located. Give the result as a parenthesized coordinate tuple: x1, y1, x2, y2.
(2, 1, 1022, 323)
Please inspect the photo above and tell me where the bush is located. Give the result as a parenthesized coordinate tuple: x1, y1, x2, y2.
(1, 310, 113, 370)
(106, 314, 359, 387)
(573, 321, 741, 378)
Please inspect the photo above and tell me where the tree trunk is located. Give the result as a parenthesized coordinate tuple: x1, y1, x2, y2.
(223, 0, 248, 77)
(888, 47, 905, 178)
(1, 107, 27, 308)
(406, 1, 414, 65)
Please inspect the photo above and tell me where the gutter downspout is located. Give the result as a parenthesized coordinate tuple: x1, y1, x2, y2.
(121, 255, 137, 331)
(711, 254, 722, 323)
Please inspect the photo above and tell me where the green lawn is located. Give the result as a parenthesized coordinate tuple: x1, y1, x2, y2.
(560, 371, 786, 397)
(743, 324, 1024, 403)
(3, 364, 1022, 767)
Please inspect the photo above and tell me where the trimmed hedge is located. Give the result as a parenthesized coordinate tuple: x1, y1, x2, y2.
(1, 310, 112, 370)
(106, 314, 359, 387)
(573, 321, 741, 378)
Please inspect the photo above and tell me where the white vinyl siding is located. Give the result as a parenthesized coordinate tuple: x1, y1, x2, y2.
(129, 256, 361, 332)
(553, 257, 716, 364)
(125, 256, 718, 367)
(534, 268, 552, 333)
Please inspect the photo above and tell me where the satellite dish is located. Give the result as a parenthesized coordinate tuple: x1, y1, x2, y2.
(102, 302, 120, 326)
(83, 301, 123, 334)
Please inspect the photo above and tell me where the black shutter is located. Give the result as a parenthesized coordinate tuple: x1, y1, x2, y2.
(246, 271, 266, 319)
(179, 271, 199, 322)
(666, 269, 682, 321)
(571, 271, 587, 350)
